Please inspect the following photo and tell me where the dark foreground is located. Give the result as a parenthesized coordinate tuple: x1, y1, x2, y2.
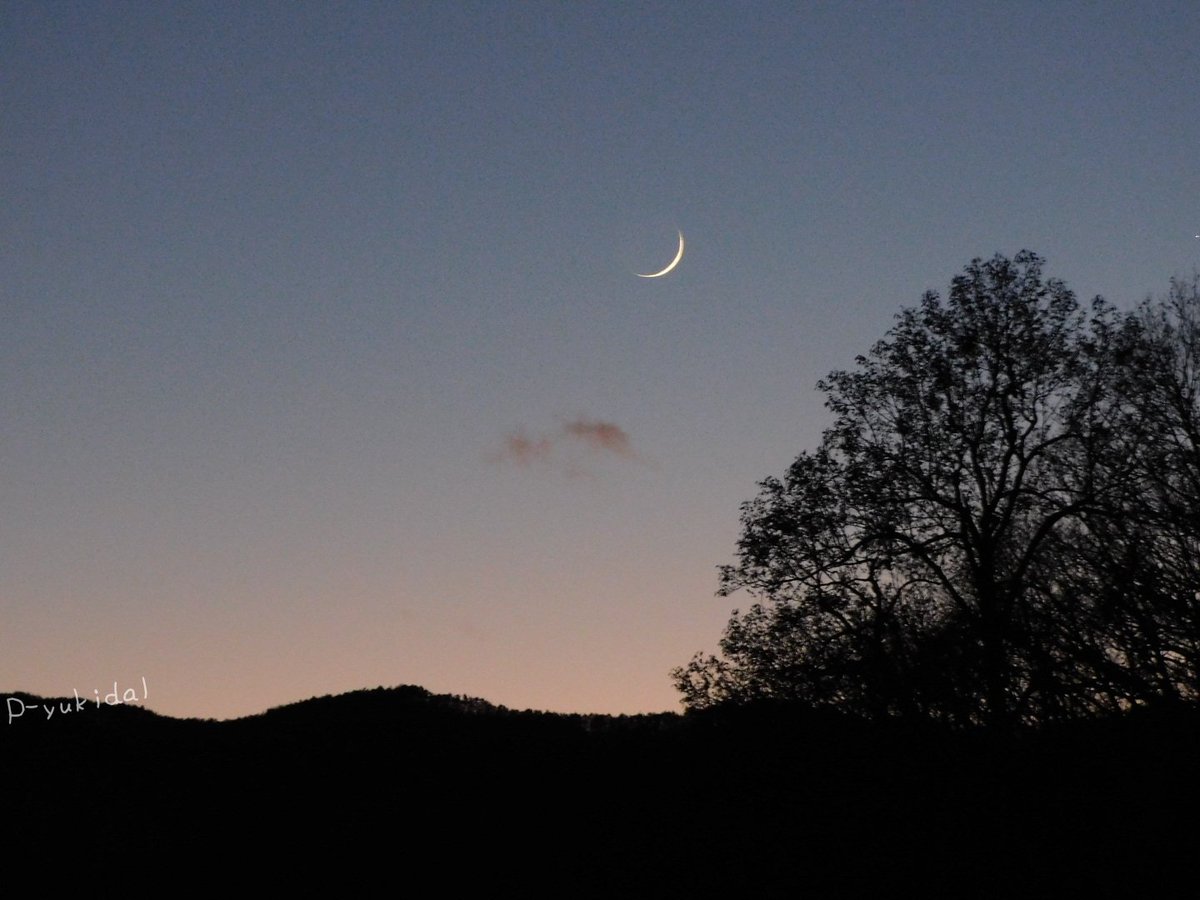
(5, 685, 1197, 894)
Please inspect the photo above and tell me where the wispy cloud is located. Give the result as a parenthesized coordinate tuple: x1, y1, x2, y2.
(561, 418, 636, 459)
(490, 430, 555, 466)
(489, 417, 641, 475)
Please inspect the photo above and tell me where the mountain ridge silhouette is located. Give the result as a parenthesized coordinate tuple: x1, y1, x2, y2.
(4, 682, 1196, 893)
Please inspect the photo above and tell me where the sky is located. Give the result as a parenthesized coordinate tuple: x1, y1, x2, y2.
(3, 1, 1199, 720)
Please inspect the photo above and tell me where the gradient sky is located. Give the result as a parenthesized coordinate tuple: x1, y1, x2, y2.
(4, 1, 1199, 720)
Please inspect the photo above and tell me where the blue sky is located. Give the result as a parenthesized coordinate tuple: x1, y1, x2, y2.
(3, 1, 1198, 718)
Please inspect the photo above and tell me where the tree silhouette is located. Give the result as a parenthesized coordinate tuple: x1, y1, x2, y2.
(674, 252, 1174, 727)
(1055, 274, 1200, 707)
(1129, 275, 1200, 698)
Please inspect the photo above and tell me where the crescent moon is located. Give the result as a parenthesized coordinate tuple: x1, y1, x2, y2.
(636, 231, 685, 278)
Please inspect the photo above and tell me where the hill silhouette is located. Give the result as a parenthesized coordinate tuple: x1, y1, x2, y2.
(5, 684, 1197, 893)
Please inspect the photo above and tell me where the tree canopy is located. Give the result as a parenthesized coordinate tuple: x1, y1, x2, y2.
(675, 253, 1200, 727)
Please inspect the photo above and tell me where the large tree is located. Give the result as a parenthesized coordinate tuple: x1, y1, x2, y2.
(675, 252, 1142, 727)
(1129, 275, 1200, 698)
(1058, 274, 1200, 706)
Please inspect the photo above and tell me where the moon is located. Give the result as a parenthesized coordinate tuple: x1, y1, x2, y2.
(636, 231, 685, 278)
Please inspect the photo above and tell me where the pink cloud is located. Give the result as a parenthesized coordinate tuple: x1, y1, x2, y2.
(489, 417, 640, 474)
(561, 418, 636, 458)
(490, 430, 554, 466)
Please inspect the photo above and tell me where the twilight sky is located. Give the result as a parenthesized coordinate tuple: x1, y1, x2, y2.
(4, 1, 1198, 720)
